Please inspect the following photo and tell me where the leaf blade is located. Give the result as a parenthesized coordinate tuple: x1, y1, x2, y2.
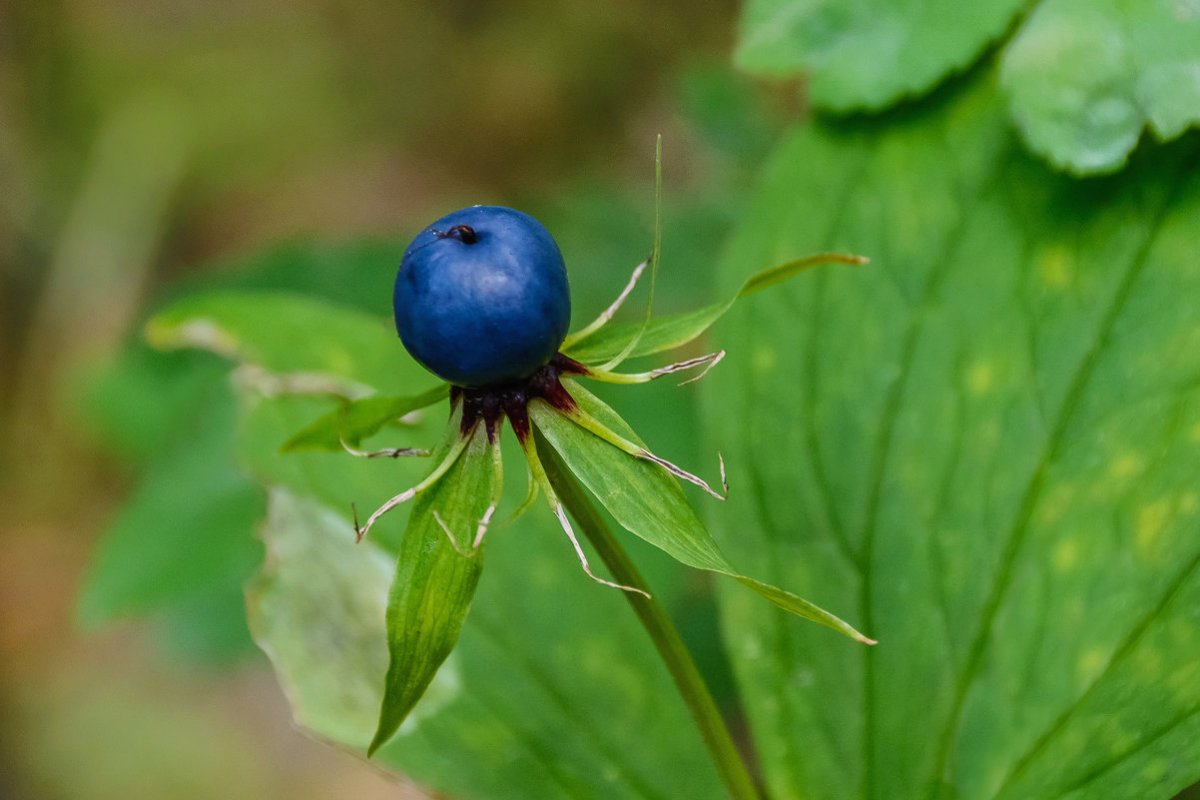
(369, 422, 494, 754)
(530, 379, 872, 644)
(78, 390, 263, 629)
(565, 253, 864, 366)
(708, 70, 1200, 799)
(146, 290, 427, 396)
(246, 456, 729, 798)
(1001, 0, 1200, 174)
(734, 0, 1025, 111)
(281, 385, 450, 452)
(248, 489, 396, 748)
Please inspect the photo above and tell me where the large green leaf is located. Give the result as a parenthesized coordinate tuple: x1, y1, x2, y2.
(78, 345, 233, 467)
(734, 0, 1025, 111)
(532, 379, 872, 643)
(1001, 0, 1200, 175)
(707, 73, 1200, 799)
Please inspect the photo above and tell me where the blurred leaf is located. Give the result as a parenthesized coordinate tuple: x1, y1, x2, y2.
(159, 239, 403, 315)
(735, 0, 1200, 177)
(734, 0, 1025, 110)
(677, 64, 781, 165)
(154, 581, 257, 663)
(248, 489, 395, 748)
(708, 72, 1200, 799)
(532, 380, 871, 643)
(81, 238, 409, 464)
(282, 385, 449, 452)
(236, 392, 445, 554)
(78, 393, 263, 627)
(534, 183, 734, 325)
(146, 290, 425, 396)
(78, 239, 414, 661)
(1001, 0, 1200, 174)
(77, 344, 231, 466)
(565, 252, 863, 365)
(371, 421, 493, 754)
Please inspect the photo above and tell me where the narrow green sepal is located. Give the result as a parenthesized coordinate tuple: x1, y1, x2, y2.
(565, 252, 866, 365)
(368, 421, 497, 755)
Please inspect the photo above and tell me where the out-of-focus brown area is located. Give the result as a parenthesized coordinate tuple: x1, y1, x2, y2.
(0, 2, 739, 796)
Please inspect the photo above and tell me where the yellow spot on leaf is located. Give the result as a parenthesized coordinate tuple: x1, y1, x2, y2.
(965, 361, 995, 395)
(1052, 539, 1079, 572)
(1077, 648, 1108, 683)
(1039, 247, 1074, 289)
(1141, 758, 1169, 782)
(1109, 453, 1142, 479)
(752, 346, 777, 373)
(1136, 499, 1171, 556)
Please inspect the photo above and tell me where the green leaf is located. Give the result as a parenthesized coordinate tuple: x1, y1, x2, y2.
(565, 252, 864, 365)
(708, 71, 1200, 799)
(734, 0, 1025, 111)
(531, 379, 872, 643)
(154, 580, 258, 663)
(78, 392, 263, 627)
(237, 392, 445, 552)
(370, 420, 493, 754)
(281, 385, 449, 452)
(77, 344, 232, 467)
(1001, 0, 1200, 174)
(733, 0, 1200, 176)
(248, 489, 397, 748)
(146, 290, 427, 396)
(78, 239, 411, 649)
(247, 482, 728, 798)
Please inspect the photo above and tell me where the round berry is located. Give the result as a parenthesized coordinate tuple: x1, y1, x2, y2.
(394, 206, 572, 387)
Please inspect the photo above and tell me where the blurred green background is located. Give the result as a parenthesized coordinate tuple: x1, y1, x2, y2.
(0, 2, 787, 797)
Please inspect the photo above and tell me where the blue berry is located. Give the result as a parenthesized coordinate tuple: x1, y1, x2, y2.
(394, 206, 572, 387)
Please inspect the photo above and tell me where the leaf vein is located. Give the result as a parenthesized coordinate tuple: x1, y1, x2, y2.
(992, 533, 1200, 795)
(924, 154, 1198, 797)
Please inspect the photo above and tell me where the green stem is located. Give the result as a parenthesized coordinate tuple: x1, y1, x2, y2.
(538, 436, 763, 800)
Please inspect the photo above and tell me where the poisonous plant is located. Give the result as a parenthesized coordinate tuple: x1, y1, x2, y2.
(79, 4, 1200, 797)
(288, 144, 874, 769)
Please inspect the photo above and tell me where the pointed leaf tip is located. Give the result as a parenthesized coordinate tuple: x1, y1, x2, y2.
(369, 422, 496, 753)
(532, 381, 870, 644)
(566, 251, 868, 365)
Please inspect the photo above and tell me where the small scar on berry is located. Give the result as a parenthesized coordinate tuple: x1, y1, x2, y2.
(452, 353, 589, 444)
(435, 224, 479, 244)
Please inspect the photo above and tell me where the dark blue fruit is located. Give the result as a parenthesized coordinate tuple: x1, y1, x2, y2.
(394, 205, 572, 387)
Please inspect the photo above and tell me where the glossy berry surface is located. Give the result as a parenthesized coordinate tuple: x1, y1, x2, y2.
(394, 205, 572, 387)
